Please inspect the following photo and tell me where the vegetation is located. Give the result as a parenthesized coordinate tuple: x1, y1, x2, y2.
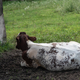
(1, 0, 80, 53)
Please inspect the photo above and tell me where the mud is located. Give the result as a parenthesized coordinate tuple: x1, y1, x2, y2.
(0, 49, 80, 80)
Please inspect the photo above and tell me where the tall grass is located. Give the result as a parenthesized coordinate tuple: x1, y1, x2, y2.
(4, 0, 80, 13)
(56, 0, 80, 13)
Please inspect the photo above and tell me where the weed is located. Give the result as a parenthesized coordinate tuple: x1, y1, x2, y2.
(56, 0, 80, 13)
(52, 78, 53, 80)
(0, 41, 14, 53)
(36, 76, 39, 79)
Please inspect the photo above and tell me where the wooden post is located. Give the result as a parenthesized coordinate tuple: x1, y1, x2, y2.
(0, 0, 6, 43)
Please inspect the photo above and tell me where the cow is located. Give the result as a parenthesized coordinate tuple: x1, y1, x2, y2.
(16, 32, 80, 71)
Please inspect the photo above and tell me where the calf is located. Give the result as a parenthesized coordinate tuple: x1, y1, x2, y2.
(16, 32, 36, 66)
(16, 32, 80, 71)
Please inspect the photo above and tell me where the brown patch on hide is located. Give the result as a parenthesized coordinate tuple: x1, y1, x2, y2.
(52, 43, 57, 48)
(66, 43, 68, 45)
(22, 50, 32, 66)
(78, 47, 80, 51)
(39, 47, 58, 55)
(49, 47, 58, 54)
(39, 49, 45, 55)
(71, 59, 75, 63)
(62, 51, 65, 55)
(71, 58, 80, 68)
(51, 56, 56, 67)
(38, 43, 58, 55)
(59, 43, 62, 46)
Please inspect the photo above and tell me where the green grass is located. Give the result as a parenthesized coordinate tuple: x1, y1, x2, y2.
(1, 0, 80, 53)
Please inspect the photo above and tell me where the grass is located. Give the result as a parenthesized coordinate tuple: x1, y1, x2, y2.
(1, 0, 80, 53)
(36, 76, 39, 79)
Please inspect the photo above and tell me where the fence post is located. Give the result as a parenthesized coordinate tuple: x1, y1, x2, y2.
(0, 0, 6, 43)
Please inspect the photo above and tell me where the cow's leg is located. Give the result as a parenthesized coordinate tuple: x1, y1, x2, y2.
(21, 60, 29, 67)
(22, 51, 33, 67)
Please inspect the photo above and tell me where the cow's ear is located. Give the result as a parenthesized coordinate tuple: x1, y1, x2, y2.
(28, 36, 36, 41)
(16, 36, 19, 41)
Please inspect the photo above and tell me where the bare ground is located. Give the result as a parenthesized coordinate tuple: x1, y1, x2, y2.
(0, 49, 80, 80)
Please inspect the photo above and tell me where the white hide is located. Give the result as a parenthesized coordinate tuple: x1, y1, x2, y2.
(26, 40, 80, 71)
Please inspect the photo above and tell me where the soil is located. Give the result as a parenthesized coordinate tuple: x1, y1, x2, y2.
(0, 49, 80, 80)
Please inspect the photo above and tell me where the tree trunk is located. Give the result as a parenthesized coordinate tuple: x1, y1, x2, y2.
(0, 0, 6, 43)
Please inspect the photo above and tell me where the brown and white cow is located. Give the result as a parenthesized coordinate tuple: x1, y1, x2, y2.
(16, 32, 80, 71)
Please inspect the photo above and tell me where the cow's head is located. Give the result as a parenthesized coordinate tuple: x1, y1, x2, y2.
(16, 32, 36, 51)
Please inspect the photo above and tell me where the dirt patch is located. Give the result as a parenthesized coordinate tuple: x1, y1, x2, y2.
(0, 49, 80, 80)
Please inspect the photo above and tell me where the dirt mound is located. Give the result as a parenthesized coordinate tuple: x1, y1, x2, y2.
(0, 49, 80, 80)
